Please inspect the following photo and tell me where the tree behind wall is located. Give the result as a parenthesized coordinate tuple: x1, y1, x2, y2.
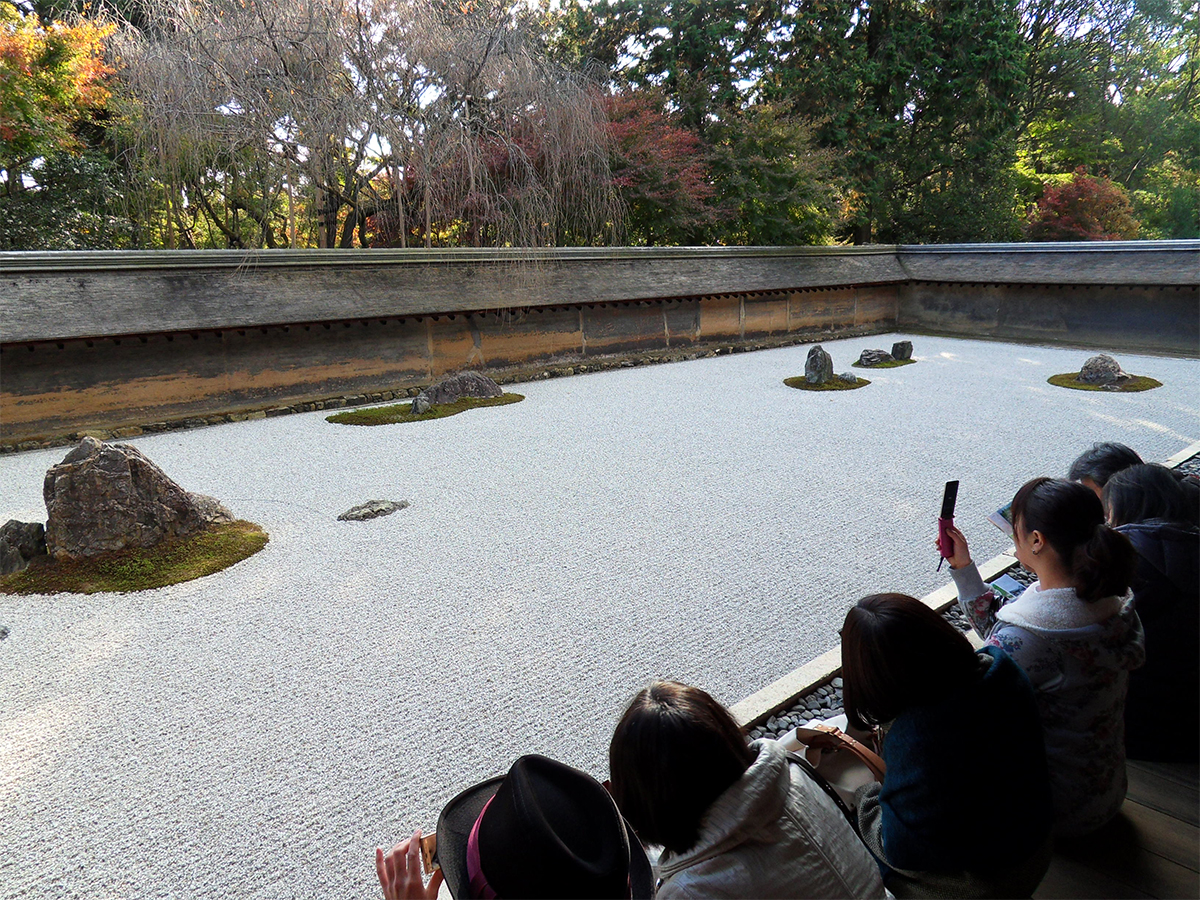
(0, 3, 132, 248)
(762, 0, 1026, 243)
(115, 0, 619, 250)
(1017, 0, 1198, 239)
(1025, 167, 1140, 240)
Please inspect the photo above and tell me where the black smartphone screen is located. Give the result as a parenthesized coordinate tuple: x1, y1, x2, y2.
(940, 480, 959, 519)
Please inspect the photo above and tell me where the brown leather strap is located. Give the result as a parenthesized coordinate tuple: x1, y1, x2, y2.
(794, 724, 887, 782)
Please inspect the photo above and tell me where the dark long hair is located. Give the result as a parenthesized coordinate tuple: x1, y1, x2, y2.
(1103, 463, 1192, 526)
(1068, 442, 1142, 487)
(608, 681, 753, 854)
(1012, 477, 1136, 602)
(840, 593, 980, 729)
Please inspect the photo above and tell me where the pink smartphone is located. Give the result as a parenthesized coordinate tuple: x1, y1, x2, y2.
(937, 480, 959, 560)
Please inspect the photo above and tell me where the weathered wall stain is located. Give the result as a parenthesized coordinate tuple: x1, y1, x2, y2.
(2, 290, 894, 441)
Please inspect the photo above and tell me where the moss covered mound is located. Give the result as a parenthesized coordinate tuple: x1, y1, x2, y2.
(0, 520, 268, 595)
(852, 358, 918, 370)
(1047, 373, 1162, 393)
(327, 392, 525, 425)
(783, 376, 870, 392)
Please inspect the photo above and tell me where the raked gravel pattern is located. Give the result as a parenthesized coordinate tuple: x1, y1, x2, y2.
(1, 333, 1197, 899)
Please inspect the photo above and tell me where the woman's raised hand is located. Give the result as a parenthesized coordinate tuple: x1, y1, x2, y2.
(944, 525, 973, 570)
(376, 830, 444, 900)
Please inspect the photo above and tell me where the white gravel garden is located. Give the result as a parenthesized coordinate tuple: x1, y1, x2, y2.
(1, 332, 1196, 900)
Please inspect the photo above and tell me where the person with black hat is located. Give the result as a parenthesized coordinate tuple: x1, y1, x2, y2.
(376, 754, 654, 899)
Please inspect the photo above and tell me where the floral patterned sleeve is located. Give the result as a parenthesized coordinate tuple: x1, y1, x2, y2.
(949, 562, 1001, 640)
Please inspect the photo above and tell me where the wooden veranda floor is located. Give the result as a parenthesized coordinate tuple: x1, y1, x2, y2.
(1035, 760, 1199, 899)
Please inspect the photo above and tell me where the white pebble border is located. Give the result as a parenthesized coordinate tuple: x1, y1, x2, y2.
(0, 333, 1197, 899)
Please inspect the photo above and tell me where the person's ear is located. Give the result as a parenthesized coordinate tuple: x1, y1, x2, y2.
(1029, 530, 1045, 555)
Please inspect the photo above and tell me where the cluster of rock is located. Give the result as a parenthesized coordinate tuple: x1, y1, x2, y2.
(1078, 354, 1132, 388)
(0, 437, 235, 575)
(856, 341, 913, 367)
(748, 678, 846, 742)
(804, 346, 862, 386)
(43, 438, 233, 560)
(412, 371, 503, 414)
(337, 500, 410, 522)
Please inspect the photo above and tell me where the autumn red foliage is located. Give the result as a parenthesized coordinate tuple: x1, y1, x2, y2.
(0, 7, 114, 166)
(1025, 168, 1140, 241)
(603, 89, 714, 244)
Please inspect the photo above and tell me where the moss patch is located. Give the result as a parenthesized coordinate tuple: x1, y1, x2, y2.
(0, 521, 268, 595)
(1047, 373, 1162, 393)
(852, 358, 917, 370)
(326, 392, 525, 425)
(783, 376, 870, 391)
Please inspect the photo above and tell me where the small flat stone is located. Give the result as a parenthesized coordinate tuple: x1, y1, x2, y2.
(337, 500, 410, 522)
(0, 624, 9, 640)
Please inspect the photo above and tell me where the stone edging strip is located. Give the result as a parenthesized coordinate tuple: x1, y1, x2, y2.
(730, 553, 1016, 728)
(1163, 439, 1200, 469)
(731, 439, 1200, 729)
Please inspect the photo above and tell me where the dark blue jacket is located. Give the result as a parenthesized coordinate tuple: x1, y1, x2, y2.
(1119, 519, 1200, 762)
(879, 646, 1053, 872)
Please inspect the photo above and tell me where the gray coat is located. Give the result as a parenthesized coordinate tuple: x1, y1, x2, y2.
(655, 739, 885, 898)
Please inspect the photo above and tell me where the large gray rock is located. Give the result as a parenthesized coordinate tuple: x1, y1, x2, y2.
(0, 520, 47, 575)
(412, 371, 502, 412)
(1078, 354, 1131, 385)
(891, 341, 913, 360)
(42, 437, 210, 560)
(805, 346, 833, 384)
(857, 349, 895, 367)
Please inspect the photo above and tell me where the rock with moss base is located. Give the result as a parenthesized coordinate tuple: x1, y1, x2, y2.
(805, 346, 833, 384)
(857, 349, 894, 367)
(42, 437, 216, 560)
(0, 520, 47, 575)
(412, 371, 502, 413)
(892, 341, 913, 360)
(1078, 354, 1131, 385)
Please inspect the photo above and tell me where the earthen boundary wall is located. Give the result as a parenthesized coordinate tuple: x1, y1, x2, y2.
(2, 242, 1196, 446)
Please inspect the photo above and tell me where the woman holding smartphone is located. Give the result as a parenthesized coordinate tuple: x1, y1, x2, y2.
(944, 476, 1144, 837)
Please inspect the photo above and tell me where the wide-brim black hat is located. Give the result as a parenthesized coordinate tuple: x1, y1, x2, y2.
(435, 755, 653, 899)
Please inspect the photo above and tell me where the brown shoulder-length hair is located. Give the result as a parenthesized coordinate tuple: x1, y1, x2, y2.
(608, 681, 753, 854)
(841, 593, 980, 729)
